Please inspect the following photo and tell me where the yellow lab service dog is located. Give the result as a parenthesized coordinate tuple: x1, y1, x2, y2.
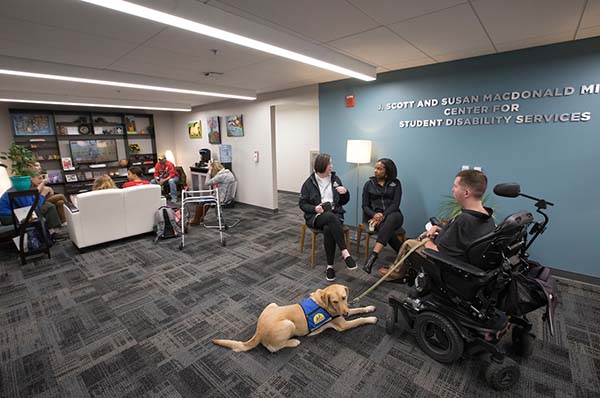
(213, 284, 377, 353)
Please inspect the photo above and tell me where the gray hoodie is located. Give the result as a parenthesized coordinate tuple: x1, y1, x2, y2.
(206, 168, 236, 204)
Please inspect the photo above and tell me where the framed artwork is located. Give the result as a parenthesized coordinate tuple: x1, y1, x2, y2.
(61, 157, 75, 171)
(207, 116, 221, 144)
(309, 150, 320, 174)
(11, 113, 55, 136)
(47, 170, 63, 184)
(125, 115, 137, 134)
(219, 144, 232, 163)
(94, 125, 124, 135)
(226, 114, 244, 137)
(84, 171, 93, 180)
(65, 174, 78, 183)
(188, 120, 202, 139)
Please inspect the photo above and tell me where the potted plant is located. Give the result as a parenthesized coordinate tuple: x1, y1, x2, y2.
(0, 142, 36, 191)
(437, 193, 493, 222)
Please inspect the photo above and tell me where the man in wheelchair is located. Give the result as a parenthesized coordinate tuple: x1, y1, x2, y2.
(383, 176, 557, 390)
(378, 169, 495, 282)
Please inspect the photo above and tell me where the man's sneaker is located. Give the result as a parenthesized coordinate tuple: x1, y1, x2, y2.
(344, 256, 357, 270)
(326, 267, 336, 282)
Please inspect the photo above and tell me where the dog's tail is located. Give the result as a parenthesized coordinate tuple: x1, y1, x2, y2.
(213, 332, 260, 352)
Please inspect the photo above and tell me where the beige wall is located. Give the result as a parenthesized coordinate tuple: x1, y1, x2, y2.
(172, 85, 319, 210)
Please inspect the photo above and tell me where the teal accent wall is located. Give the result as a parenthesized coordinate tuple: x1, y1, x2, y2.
(319, 37, 600, 277)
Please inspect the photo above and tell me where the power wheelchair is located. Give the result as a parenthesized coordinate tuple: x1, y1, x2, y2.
(385, 183, 556, 391)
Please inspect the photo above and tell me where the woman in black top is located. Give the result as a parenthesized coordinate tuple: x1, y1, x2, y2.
(361, 158, 404, 273)
(299, 153, 357, 282)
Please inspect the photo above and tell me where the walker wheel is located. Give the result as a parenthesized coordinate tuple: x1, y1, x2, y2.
(178, 242, 183, 250)
(221, 237, 226, 247)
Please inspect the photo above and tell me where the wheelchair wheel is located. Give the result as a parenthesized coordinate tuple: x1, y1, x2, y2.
(414, 312, 463, 364)
(512, 327, 535, 358)
(385, 306, 397, 335)
(483, 357, 520, 391)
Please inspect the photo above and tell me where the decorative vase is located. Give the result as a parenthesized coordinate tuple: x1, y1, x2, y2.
(10, 175, 31, 191)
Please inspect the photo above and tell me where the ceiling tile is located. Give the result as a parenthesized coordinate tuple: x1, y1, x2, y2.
(328, 27, 432, 69)
(210, 0, 380, 42)
(348, 0, 467, 25)
(388, 3, 494, 58)
(472, 0, 585, 45)
(0, 16, 137, 65)
(0, 38, 116, 69)
(0, 0, 165, 43)
(142, 27, 271, 71)
(495, 32, 574, 53)
(0, 75, 210, 107)
(580, 0, 600, 29)
(576, 25, 600, 39)
(221, 58, 341, 92)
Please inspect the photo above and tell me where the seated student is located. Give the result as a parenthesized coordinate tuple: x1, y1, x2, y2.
(92, 175, 117, 191)
(361, 158, 404, 274)
(299, 153, 357, 282)
(151, 154, 179, 203)
(0, 187, 62, 230)
(123, 167, 150, 188)
(30, 173, 69, 226)
(190, 160, 236, 225)
(378, 169, 495, 282)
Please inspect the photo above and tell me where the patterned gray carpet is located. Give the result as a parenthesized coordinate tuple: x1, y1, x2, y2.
(0, 192, 598, 397)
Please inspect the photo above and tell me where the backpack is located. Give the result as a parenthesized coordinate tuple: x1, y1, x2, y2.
(154, 206, 181, 242)
(497, 260, 558, 335)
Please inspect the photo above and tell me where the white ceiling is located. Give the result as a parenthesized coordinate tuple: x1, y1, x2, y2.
(0, 0, 598, 109)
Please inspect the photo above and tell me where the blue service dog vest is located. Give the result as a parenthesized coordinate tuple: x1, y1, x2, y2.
(299, 297, 336, 334)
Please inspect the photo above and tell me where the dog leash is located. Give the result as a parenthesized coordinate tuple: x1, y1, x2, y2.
(351, 240, 427, 304)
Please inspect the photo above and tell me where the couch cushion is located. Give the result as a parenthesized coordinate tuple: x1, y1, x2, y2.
(75, 188, 126, 246)
(123, 184, 163, 236)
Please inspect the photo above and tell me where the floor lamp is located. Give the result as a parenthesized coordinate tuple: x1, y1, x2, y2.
(346, 140, 372, 238)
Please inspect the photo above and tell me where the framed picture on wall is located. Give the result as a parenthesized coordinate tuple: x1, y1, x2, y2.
(11, 113, 55, 136)
(125, 115, 137, 134)
(208, 116, 221, 144)
(188, 120, 202, 138)
(226, 114, 244, 137)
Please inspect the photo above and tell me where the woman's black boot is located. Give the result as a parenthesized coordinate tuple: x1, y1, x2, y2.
(362, 252, 378, 274)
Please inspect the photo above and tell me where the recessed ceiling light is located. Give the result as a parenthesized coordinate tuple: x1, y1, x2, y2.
(0, 98, 191, 112)
(79, 0, 376, 81)
(0, 69, 256, 100)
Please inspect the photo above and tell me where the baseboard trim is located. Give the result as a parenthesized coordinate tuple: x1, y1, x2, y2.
(277, 189, 299, 195)
(550, 267, 600, 286)
(235, 201, 279, 213)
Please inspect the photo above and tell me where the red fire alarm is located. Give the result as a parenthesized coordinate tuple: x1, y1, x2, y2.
(345, 94, 355, 108)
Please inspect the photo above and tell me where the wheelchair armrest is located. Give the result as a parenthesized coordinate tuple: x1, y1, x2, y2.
(422, 248, 486, 277)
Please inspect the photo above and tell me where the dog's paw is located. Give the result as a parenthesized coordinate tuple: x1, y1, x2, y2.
(366, 316, 378, 324)
(365, 305, 376, 313)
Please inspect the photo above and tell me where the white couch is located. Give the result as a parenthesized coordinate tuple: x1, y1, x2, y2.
(64, 184, 166, 248)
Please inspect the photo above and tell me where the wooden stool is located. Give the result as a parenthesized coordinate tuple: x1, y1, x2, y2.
(356, 224, 406, 260)
(300, 224, 351, 269)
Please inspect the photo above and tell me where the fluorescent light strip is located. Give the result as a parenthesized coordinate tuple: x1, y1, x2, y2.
(0, 98, 191, 112)
(0, 69, 255, 100)
(80, 0, 376, 81)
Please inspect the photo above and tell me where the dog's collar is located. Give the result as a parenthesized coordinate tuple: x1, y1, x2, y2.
(299, 297, 336, 334)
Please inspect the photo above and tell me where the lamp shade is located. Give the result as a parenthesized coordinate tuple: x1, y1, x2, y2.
(346, 140, 372, 164)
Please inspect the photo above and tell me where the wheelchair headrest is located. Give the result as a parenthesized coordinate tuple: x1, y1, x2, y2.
(466, 211, 533, 270)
